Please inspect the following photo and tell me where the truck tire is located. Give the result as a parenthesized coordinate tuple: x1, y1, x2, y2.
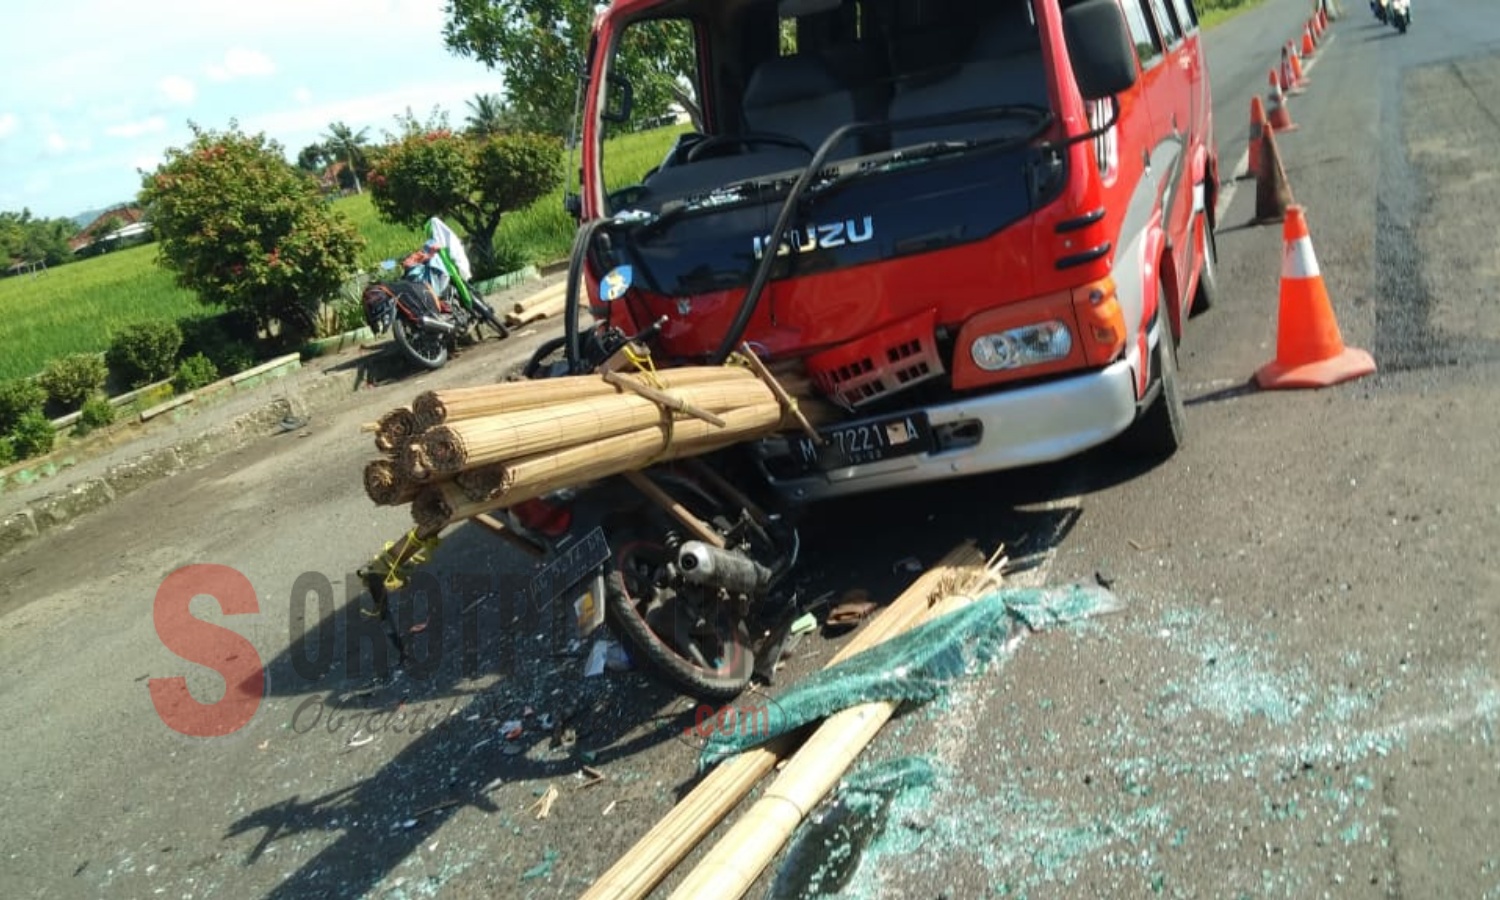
(1190, 213, 1219, 317)
(1122, 312, 1186, 459)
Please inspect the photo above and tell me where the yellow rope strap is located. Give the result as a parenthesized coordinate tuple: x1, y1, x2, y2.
(373, 528, 442, 591)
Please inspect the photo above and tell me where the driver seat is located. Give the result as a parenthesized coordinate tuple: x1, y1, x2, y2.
(741, 54, 862, 160)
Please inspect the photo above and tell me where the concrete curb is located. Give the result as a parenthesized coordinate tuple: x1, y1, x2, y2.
(0, 363, 364, 561)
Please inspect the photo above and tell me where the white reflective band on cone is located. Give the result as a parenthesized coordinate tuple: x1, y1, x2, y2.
(1282, 236, 1321, 279)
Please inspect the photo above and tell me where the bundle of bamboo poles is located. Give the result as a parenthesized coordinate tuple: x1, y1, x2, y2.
(503, 281, 573, 327)
(359, 361, 802, 531)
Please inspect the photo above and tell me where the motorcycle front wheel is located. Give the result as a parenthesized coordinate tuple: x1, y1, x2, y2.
(604, 520, 756, 701)
(393, 318, 449, 370)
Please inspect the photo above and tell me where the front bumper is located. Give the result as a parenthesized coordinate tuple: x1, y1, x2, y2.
(754, 359, 1141, 503)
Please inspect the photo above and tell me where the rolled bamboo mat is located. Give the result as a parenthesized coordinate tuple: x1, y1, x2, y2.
(486, 403, 784, 502)
(667, 550, 1006, 900)
(411, 367, 756, 430)
(363, 458, 417, 506)
(575, 542, 987, 900)
(409, 408, 782, 528)
(373, 407, 420, 454)
(400, 441, 436, 483)
(421, 380, 777, 475)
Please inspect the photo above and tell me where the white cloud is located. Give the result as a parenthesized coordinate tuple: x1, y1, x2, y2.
(243, 78, 499, 148)
(41, 130, 92, 157)
(206, 48, 276, 82)
(160, 75, 197, 106)
(293, 87, 314, 105)
(104, 116, 166, 139)
(0, 113, 17, 139)
(134, 154, 163, 173)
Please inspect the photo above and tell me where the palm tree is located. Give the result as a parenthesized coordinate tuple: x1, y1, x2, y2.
(465, 93, 511, 137)
(321, 121, 369, 194)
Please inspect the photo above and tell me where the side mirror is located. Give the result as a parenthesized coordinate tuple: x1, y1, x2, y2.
(603, 73, 634, 123)
(1062, 0, 1140, 101)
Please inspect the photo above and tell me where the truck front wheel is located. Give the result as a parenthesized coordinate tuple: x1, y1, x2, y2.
(1121, 311, 1186, 459)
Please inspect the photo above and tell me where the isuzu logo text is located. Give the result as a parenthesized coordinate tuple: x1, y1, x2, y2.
(752, 216, 875, 260)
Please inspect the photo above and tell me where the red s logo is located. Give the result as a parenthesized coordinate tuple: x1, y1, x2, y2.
(150, 564, 265, 737)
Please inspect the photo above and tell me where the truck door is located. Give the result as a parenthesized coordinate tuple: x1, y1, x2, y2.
(1141, 0, 1195, 320)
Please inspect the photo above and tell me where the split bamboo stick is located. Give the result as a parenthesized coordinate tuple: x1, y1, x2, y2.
(363, 458, 417, 506)
(421, 380, 777, 475)
(576, 542, 987, 900)
(667, 551, 1006, 900)
(411, 367, 757, 430)
(373, 406, 421, 454)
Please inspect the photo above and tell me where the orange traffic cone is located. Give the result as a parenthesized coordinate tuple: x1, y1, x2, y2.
(1291, 48, 1309, 88)
(1246, 95, 1267, 181)
(1255, 126, 1294, 224)
(1267, 69, 1297, 132)
(1282, 47, 1306, 96)
(1256, 207, 1376, 389)
(1302, 26, 1317, 58)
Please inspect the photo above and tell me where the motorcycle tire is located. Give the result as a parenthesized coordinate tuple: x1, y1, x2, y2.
(603, 521, 756, 702)
(392, 318, 449, 370)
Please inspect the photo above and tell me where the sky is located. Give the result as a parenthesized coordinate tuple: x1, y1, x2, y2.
(0, 0, 507, 220)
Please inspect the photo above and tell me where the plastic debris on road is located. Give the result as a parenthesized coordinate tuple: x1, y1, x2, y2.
(700, 584, 1121, 769)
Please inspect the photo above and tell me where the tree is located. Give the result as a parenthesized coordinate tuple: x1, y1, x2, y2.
(296, 142, 333, 172)
(442, 0, 696, 138)
(321, 122, 370, 194)
(367, 121, 562, 279)
(138, 121, 365, 344)
(0, 209, 77, 267)
(464, 92, 513, 137)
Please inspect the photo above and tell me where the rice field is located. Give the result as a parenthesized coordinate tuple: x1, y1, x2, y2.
(0, 125, 686, 383)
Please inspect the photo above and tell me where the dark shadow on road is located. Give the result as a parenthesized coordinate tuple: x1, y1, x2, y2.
(226, 518, 700, 898)
(1185, 378, 1259, 407)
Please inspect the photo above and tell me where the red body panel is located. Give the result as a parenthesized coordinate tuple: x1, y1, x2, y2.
(580, 0, 1216, 394)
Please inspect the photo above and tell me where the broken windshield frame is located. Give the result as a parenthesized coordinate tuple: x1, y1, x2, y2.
(623, 104, 1056, 241)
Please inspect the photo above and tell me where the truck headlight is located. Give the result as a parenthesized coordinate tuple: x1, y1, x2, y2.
(969, 322, 1074, 371)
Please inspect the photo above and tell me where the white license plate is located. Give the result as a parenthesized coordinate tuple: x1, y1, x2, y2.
(791, 413, 934, 472)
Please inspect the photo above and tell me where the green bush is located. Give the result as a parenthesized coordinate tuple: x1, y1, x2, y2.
(0, 436, 14, 467)
(10, 411, 55, 459)
(172, 353, 220, 392)
(75, 396, 117, 435)
(0, 378, 47, 434)
(107, 321, 183, 387)
(39, 353, 108, 410)
(180, 313, 259, 376)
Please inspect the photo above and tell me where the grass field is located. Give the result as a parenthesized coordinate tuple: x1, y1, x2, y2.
(0, 245, 201, 382)
(0, 125, 685, 383)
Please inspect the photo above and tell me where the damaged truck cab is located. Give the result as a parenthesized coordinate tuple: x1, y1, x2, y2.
(572, 0, 1219, 502)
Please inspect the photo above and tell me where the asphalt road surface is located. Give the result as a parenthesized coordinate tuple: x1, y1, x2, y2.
(4, 0, 1499, 897)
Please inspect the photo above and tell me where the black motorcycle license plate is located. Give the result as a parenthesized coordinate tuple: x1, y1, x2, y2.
(529, 527, 611, 608)
(790, 412, 934, 473)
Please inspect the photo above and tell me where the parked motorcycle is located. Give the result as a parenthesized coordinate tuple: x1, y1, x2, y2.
(360, 216, 509, 370)
(1391, 0, 1410, 31)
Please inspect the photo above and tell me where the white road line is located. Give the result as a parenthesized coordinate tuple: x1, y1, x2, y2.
(1215, 32, 1338, 223)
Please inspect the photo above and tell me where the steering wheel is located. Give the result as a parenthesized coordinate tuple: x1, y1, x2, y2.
(686, 132, 814, 163)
